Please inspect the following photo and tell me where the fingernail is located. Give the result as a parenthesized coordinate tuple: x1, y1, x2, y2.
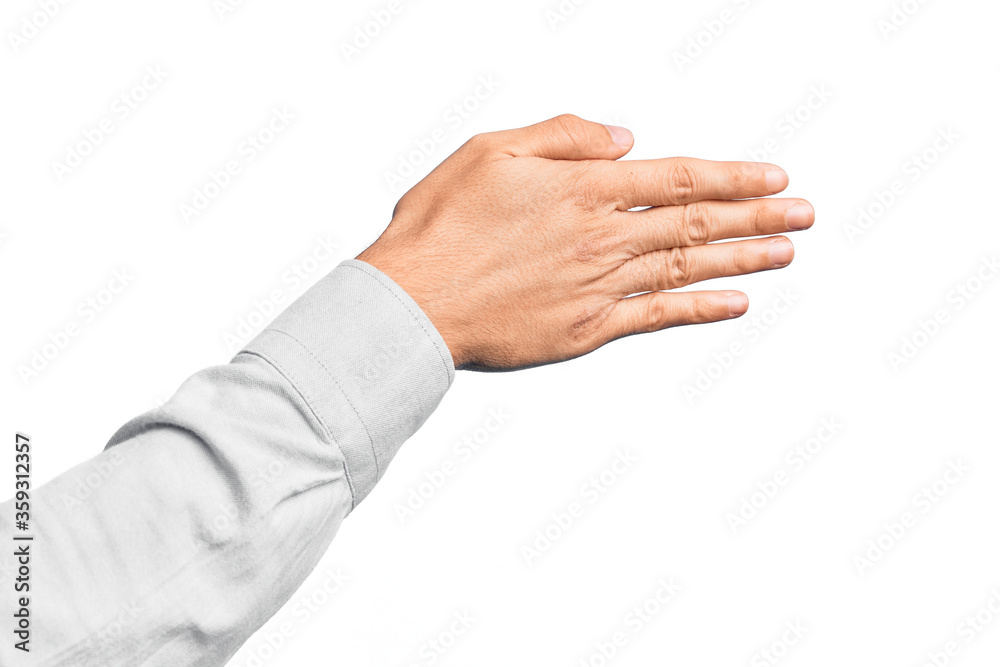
(785, 203, 815, 230)
(604, 124, 633, 149)
(765, 167, 788, 194)
(728, 294, 749, 318)
(768, 238, 795, 267)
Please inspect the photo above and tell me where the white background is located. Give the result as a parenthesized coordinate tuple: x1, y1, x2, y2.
(2, 0, 999, 665)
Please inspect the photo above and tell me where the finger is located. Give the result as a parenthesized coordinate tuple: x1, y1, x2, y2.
(598, 158, 788, 209)
(486, 114, 634, 161)
(624, 199, 815, 254)
(604, 290, 750, 340)
(615, 236, 795, 295)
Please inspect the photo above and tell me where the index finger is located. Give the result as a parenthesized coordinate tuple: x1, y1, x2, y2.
(597, 158, 789, 209)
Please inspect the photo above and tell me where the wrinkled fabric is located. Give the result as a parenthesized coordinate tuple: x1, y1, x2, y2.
(0, 259, 455, 666)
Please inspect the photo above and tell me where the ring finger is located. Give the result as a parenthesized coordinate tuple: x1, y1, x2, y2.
(615, 236, 796, 295)
(622, 198, 814, 255)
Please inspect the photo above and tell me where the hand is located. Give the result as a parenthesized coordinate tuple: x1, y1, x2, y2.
(357, 114, 814, 370)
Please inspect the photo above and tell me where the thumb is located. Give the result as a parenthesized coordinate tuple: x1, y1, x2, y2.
(492, 114, 634, 160)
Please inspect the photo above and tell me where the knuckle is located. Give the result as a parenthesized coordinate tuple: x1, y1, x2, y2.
(665, 160, 698, 202)
(643, 297, 670, 332)
(552, 114, 589, 144)
(566, 161, 611, 212)
(554, 113, 584, 126)
(732, 243, 758, 271)
(613, 166, 642, 207)
(624, 255, 655, 291)
(748, 200, 771, 235)
(665, 247, 691, 287)
(573, 226, 619, 263)
(730, 163, 755, 190)
(687, 295, 713, 322)
(392, 188, 421, 218)
(573, 235, 602, 263)
(464, 132, 494, 153)
(682, 203, 711, 245)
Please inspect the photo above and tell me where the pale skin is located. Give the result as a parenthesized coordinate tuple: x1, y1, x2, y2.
(357, 114, 814, 370)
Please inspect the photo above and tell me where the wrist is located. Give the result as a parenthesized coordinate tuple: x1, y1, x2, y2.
(355, 246, 468, 369)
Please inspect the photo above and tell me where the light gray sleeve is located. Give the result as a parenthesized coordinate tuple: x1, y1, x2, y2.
(0, 259, 455, 666)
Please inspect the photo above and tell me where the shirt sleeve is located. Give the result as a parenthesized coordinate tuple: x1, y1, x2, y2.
(0, 259, 455, 667)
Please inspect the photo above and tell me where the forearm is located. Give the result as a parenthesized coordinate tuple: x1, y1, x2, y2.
(0, 260, 454, 666)
(0, 111, 812, 666)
